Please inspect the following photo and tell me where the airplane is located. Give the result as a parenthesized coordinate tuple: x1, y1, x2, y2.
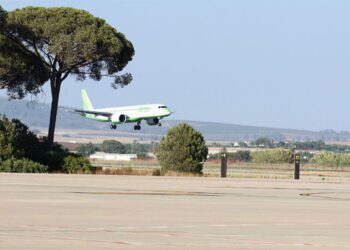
(61, 89, 173, 130)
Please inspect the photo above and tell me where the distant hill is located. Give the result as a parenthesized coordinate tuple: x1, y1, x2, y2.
(1, 97, 350, 142)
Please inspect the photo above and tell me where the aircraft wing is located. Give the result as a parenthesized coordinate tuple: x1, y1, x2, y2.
(60, 106, 113, 117)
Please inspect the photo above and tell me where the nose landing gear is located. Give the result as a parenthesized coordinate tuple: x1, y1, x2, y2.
(110, 124, 117, 130)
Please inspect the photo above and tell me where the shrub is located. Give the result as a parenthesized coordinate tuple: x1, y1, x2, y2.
(124, 140, 151, 154)
(0, 116, 69, 172)
(0, 115, 93, 174)
(251, 148, 293, 164)
(40, 150, 68, 172)
(76, 142, 98, 156)
(0, 158, 48, 173)
(311, 152, 350, 166)
(0, 115, 42, 161)
(100, 140, 126, 153)
(252, 137, 274, 148)
(156, 123, 208, 174)
(32, 138, 72, 172)
(62, 154, 92, 174)
(136, 152, 147, 159)
(227, 151, 251, 162)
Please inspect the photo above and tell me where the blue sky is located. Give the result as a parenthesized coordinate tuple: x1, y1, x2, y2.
(1, 0, 350, 131)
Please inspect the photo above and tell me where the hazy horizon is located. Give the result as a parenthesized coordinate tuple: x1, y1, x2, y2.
(1, 0, 350, 132)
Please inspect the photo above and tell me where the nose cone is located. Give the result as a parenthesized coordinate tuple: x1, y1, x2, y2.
(165, 107, 171, 116)
(159, 105, 172, 117)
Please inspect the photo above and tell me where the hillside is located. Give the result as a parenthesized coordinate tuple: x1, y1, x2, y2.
(1, 98, 349, 142)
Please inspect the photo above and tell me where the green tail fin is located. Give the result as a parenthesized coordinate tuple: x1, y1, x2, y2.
(82, 89, 94, 111)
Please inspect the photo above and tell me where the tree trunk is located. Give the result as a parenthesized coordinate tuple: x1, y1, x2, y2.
(47, 76, 61, 150)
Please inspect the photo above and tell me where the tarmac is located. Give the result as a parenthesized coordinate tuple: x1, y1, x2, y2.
(1, 173, 350, 249)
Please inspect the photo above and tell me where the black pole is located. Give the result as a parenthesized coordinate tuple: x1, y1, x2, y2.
(294, 153, 300, 180)
(221, 153, 227, 178)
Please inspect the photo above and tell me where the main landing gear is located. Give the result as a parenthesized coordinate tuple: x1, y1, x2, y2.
(110, 124, 117, 130)
(134, 121, 141, 131)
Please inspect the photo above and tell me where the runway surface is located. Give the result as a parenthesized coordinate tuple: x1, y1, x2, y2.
(1, 173, 350, 249)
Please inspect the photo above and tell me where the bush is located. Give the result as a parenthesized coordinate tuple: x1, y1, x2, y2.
(0, 116, 68, 172)
(76, 142, 98, 156)
(0, 115, 93, 174)
(0, 158, 48, 173)
(0, 115, 43, 161)
(136, 152, 148, 159)
(124, 140, 152, 154)
(251, 148, 293, 164)
(40, 150, 67, 172)
(156, 123, 208, 174)
(227, 151, 251, 162)
(311, 152, 350, 166)
(62, 154, 92, 174)
(100, 140, 126, 153)
(252, 137, 273, 148)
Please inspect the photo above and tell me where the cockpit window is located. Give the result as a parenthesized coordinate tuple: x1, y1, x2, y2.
(158, 106, 167, 109)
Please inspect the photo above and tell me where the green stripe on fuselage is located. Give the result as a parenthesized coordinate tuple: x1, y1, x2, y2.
(84, 114, 109, 122)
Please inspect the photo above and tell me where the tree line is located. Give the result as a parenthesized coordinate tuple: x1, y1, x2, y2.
(210, 148, 350, 166)
(212, 137, 350, 153)
(76, 140, 157, 158)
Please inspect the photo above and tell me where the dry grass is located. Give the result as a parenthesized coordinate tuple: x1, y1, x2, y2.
(89, 159, 350, 180)
(102, 167, 158, 176)
(99, 167, 206, 177)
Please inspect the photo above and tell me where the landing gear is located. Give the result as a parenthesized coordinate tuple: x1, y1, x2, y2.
(158, 123, 162, 127)
(110, 124, 117, 130)
(134, 121, 141, 130)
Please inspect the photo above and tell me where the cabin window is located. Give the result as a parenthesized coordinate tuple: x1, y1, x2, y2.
(158, 106, 167, 109)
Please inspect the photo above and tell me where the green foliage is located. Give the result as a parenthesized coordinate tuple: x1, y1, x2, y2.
(0, 6, 6, 28)
(252, 137, 273, 148)
(136, 152, 147, 159)
(124, 140, 151, 153)
(238, 141, 249, 147)
(0, 6, 135, 149)
(0, 157, 48, 173)
(63, 154, 92, 174)
(76, 143, 98, 156)
(311, 152, 350, 166)
(0, 115, 42, 161)
(251, 148, 293, 164)
(293, 140, 325, 150)
(39, 150, 67, 172)
(0, 6, 135, 98)
(156, 123, 208, 174)
(228, 151, 252, 162)
(301, 151, 314, 163)
(0, 115, 93, 174)
(237, 139, 350, 153)
(101, 140, 126, 153)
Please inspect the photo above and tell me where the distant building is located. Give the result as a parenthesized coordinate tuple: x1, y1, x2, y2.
(90, 152, 137, 161)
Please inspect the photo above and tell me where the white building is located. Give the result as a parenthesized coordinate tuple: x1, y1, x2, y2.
(90, 152, 137, 161)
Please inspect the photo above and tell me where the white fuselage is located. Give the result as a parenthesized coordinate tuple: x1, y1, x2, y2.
(91, 104, 171, 124)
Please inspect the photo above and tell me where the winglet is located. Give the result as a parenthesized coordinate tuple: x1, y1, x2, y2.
(82, 89, 94, 111)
